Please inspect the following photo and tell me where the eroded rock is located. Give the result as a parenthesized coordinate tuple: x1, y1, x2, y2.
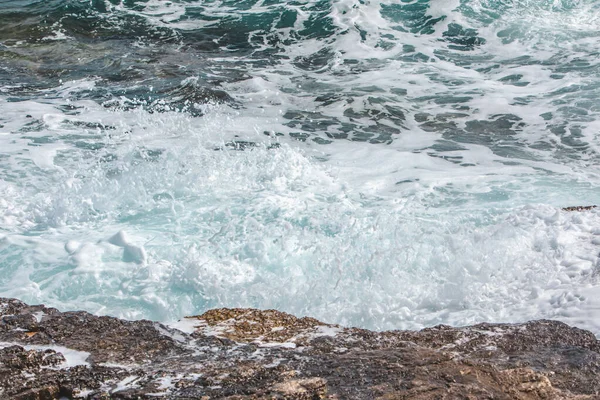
(186, 307, 330, 344)
(1, 298, 600, 399)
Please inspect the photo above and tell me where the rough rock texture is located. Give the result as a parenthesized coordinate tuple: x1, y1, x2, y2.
(562, 205, 597, 212)
(1, 298, 600, 399)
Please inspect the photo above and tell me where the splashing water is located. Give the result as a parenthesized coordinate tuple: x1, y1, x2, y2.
(1, 0, 600, 333)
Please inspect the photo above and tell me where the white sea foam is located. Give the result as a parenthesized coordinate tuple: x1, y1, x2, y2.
(0, 94, 598, 332)
(112, 375, 141, 393)
(1, 1, 600, 336)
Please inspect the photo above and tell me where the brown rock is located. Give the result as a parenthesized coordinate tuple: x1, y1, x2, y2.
(186, 307, 328, 344)
(1, 298, 600, 399)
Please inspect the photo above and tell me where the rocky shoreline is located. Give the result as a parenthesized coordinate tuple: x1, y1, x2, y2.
(1, 298, 600, 399)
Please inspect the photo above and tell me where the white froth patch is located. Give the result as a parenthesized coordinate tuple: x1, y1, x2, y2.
(167, 318, 200, 335)
(69, 242, 107, 274)
(264, 358, 284, 368)
(156, 375, 178, 390)
(146, 373, 204, 397)
(153, 323, 188, 344)
(313, 325, 343, 337)
(107, 231, 147, 265)
(112, 375, 141, 393)
(29, 147, 58, 169)
(98, 361, 141, 370)
(64, 240, 80, 255)
(73, 389, 94, 398)
(32, 311, 45, 323)
(258, 342, 297, 349)
(0, 342, 90, 368)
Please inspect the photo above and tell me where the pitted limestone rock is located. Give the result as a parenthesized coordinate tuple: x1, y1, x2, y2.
(185, 307, 330, 344)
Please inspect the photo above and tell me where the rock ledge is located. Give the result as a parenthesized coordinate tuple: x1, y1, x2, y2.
(1, 298, 600, 399)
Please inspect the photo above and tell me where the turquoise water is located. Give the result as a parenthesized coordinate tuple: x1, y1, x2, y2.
(1, 0, 600, 333)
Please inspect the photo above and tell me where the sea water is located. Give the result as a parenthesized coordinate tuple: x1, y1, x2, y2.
(1, 0, 600, 334)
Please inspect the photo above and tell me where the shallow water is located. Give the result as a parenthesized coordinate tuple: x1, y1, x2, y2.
(1, 0, 600, 333)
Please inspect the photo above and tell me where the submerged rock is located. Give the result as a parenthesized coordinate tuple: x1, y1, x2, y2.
(562, 205, 597, 212)
(1, 298, 600, 399)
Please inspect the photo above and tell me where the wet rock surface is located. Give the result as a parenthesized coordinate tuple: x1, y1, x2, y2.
(562, 205, 597, 212)
(1, 298, 600, 399)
